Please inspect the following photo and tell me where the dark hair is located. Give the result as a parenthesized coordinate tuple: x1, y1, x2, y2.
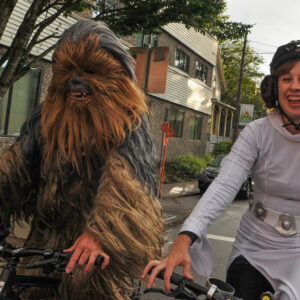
(261, 57, 300, 108)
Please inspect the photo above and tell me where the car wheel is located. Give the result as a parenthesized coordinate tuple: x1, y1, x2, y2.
(241, 180, 251, 200)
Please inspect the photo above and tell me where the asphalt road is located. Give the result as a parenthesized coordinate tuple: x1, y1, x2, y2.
(142, 194, 249, 299)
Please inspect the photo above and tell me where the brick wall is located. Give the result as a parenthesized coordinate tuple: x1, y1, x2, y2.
(148, 96, 209, 164)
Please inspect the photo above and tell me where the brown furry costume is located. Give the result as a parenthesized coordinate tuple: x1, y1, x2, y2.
(0, 20, 164, 299)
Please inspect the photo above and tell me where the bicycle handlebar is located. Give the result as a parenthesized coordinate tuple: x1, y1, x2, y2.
(0, 242, 104, 270)
(149, 268, 242, 300)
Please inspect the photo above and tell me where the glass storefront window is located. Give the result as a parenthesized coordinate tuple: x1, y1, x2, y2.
(189, 115, 202, 140)
(166, 107, 184, 137)
(0, 66, 40, 136)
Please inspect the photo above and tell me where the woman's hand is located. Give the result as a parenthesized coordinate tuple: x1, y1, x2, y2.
(141, 234, 194, 292)
(64, 232, 110, 274)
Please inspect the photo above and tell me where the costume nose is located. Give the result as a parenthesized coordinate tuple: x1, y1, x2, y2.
(70, 76, 82, 85)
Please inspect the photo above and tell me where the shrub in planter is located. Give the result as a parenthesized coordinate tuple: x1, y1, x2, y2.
(173, 154, 207, 178)
(214, 141, 232, 156)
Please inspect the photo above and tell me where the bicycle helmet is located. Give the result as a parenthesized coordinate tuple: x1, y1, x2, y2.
(261, 40, 300, 130)
(270, 40, 300, 73)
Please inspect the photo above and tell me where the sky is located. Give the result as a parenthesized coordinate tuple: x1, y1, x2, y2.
(225, 0, 300, 75)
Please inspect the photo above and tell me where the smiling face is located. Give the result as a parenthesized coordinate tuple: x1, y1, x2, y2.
(278, 60, 300, 127)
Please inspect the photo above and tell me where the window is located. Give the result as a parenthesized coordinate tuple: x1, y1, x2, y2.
(0, 67, 40, 136)
(175, 49, 190, 73)
(189, 115, 202, 140)
(136, 33, 158, 47)
(225, 112, 232, 137)
(95, 0, 117, 14)
(212, 105, 219, 135)
(195, 61, 208, 84)
(166, 107, 184, 137)
(219, 109, 226, 136)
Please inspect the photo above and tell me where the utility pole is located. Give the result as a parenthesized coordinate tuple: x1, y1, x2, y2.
(232, 31, 248, 143)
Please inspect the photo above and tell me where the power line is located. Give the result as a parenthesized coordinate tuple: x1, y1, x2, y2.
(245, 52, 275, 54)
(248, 40, 278, 48)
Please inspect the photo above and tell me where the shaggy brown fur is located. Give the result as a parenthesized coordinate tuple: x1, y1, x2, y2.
(42, 34, 148, 177)
(0, 20, 164, 299)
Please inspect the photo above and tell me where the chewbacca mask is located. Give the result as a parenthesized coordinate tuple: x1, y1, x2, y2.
(0, 20, 164, 299)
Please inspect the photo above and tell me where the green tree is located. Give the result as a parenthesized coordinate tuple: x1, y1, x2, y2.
(0, 0, 250, 102)
(94, 1, 251, 40)
(0, 0, 90, 102)
(220, 39, 266, 118)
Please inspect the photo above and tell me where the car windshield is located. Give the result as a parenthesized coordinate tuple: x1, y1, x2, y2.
(210, 155, 226, 168)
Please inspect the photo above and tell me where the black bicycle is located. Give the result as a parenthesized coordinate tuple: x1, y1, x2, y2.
(0, 227, 273, 300)
(0, 228, 103, 300)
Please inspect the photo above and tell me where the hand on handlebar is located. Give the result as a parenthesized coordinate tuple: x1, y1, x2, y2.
(64, 232, 109, 274)
(142, 234, 194, 292)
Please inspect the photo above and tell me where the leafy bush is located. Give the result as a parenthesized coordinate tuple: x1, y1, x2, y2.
(203, 153, 215, 165)
(214, 141, 232, 156)
(162, 153, 215, 183)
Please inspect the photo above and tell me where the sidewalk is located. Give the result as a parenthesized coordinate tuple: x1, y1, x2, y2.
(160, 181, 200, 229)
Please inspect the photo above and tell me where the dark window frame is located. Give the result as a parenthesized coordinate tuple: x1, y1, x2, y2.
(225, 112, 232, 137)
(165, 107, 185, 138)
(195, 61, 209, 84)
(219, 109, 226, 137)
(0, 66, 41, 136)
(189, 115, 202, 140)
(136, 33, 158, 47)
(212, 105, 219, 135)
(174, 48, 190, 73)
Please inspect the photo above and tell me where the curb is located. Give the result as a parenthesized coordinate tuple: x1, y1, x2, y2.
(161, 191, 200, 200)
(164, 210, 191, 230)
(161, 181, 199, 200)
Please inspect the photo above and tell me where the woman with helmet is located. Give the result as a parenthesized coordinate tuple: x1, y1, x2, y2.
(143, 40, 300, 300)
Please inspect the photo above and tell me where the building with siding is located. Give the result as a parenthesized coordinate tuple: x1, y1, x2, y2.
(0, 1, 234, 162)
(127, 23, 234, 163)
(0, 0, 78, 151)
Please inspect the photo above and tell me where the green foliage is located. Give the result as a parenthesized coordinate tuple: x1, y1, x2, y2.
(214, 141, 232, 156)
(163, 153, 215, 183)
(220, 39, 267, 119)
(94, 0, 251, 40)
(203, 153, 215, 165)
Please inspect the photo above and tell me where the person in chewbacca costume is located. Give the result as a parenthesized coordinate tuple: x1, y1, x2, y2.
(0, 19, 165, 299)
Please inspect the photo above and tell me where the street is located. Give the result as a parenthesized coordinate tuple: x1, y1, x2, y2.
(142, 194, 249, 299)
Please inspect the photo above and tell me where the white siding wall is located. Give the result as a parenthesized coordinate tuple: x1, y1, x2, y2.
(152, 23, 221, 116)
(162, 23, 218, 66)
(150, 66, 213, 115)
(1, 0, 78, 61)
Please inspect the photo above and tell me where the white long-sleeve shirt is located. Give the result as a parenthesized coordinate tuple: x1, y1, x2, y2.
(181, 111, 300, 300)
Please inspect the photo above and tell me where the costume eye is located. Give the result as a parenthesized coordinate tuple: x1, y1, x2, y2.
(85, 69, 94, 74)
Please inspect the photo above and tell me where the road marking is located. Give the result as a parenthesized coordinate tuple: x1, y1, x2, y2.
(231, 204, 248, 208)
(207, 234, 235, 243)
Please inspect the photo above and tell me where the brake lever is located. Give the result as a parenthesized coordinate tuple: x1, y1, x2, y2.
(26, 251, 66, 274)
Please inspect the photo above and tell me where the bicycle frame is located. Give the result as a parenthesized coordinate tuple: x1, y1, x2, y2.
(0, 255, 60, 300)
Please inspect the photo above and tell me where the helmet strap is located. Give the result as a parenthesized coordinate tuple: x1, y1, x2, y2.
(279, 105, 300, 130)
(275, 81, 300, 130)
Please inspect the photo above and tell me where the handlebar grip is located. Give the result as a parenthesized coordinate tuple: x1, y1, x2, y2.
(63, 252, 104, 266)
(148, 268, 242, 300)
(26, 253, 104, 269)
(155, 269, 184, 286)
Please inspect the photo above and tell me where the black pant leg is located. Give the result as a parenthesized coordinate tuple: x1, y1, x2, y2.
(226, 256, 274, 300)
